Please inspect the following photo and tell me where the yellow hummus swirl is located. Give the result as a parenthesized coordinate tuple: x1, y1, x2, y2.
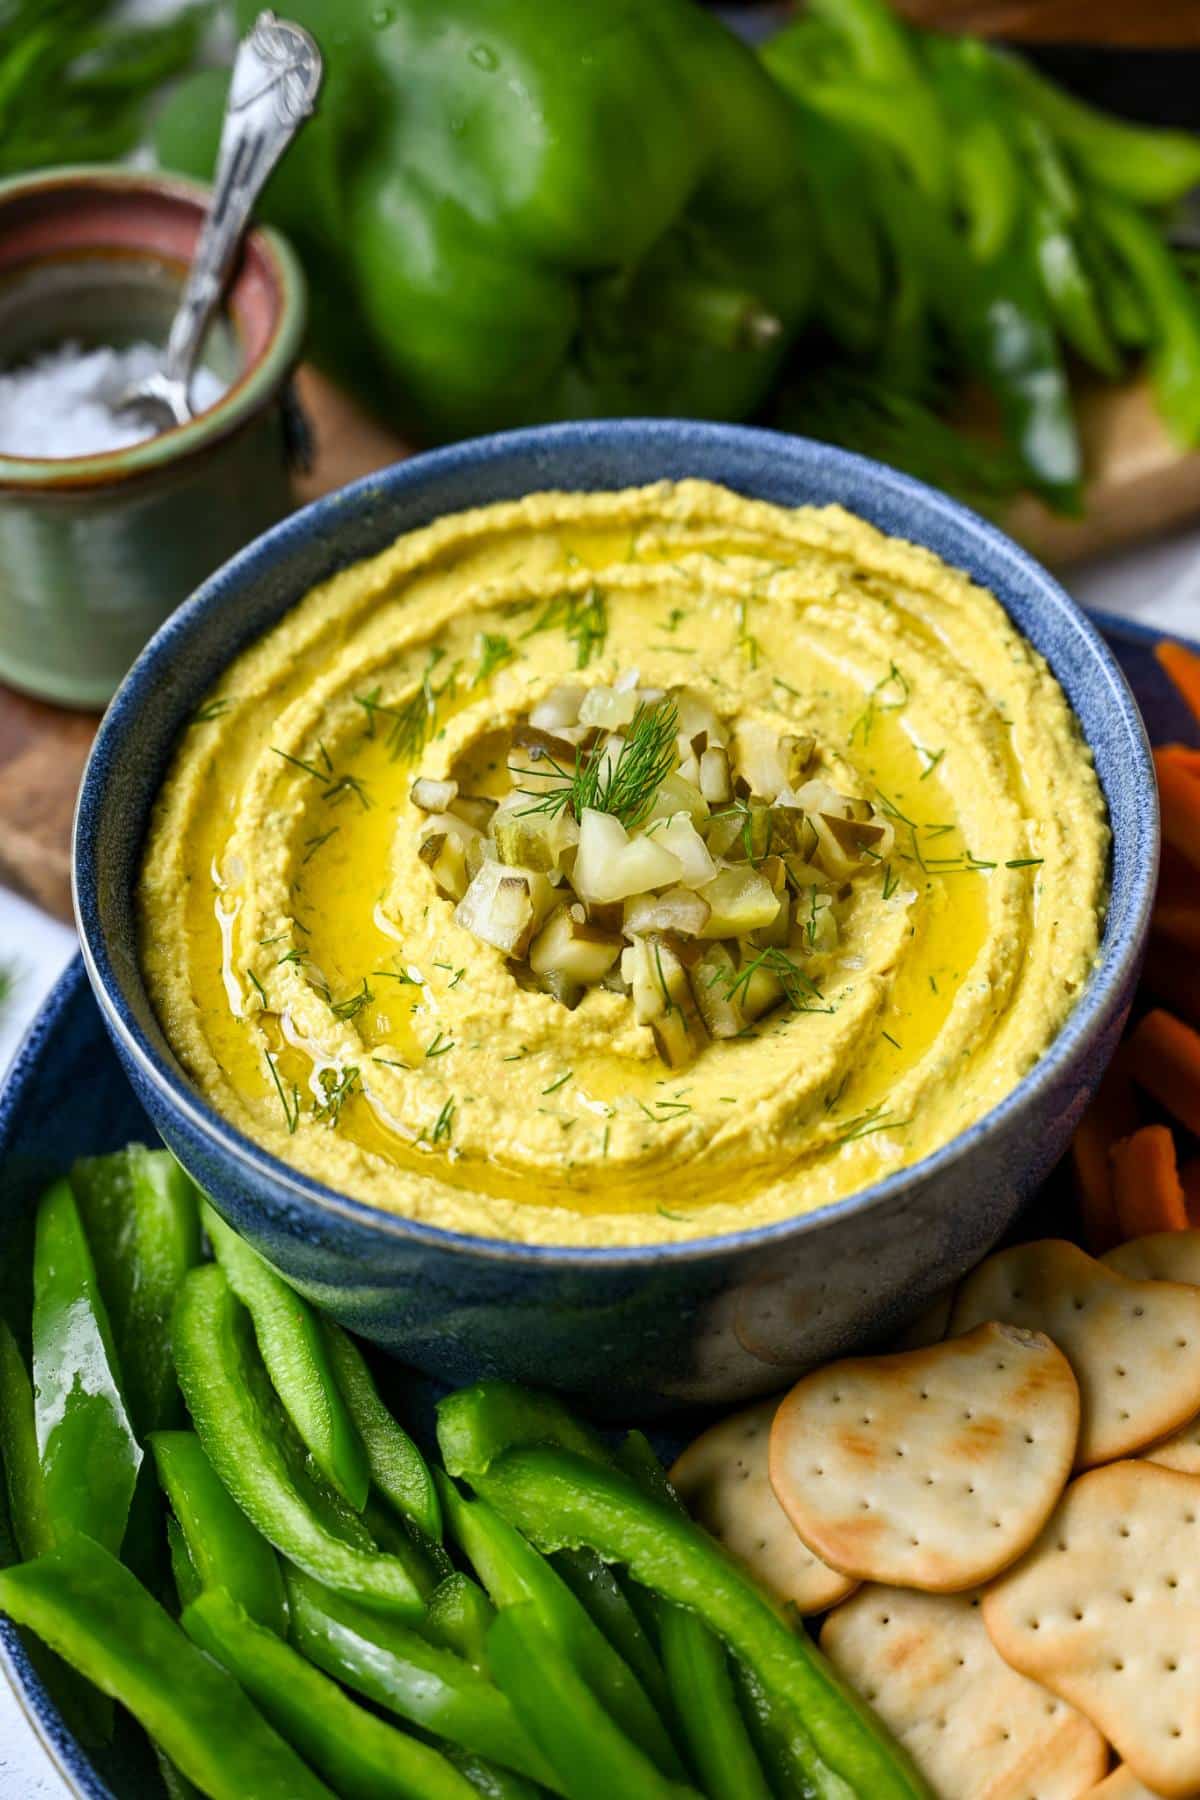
(138, 480, 1108, 1244)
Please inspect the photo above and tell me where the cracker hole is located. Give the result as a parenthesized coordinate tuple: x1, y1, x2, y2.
(963, 1410, 974, 1421)
(1187, 1514, 1197, 1526)
(1179, 1339, 1190, 1348)
(1119, 1409, 1131, 1421)
(1172, 1728, 1183, 1739)
(1112, 1660, 1124, 1671)
(1072, 1610, 1084, 1621)
(1119, 1526, 1131, 1537)
(1166, 1659, 1179, 1672)
(1024, 1435, 1034, 1445)
(1121, 1592, 1134, 1605)
(1115, 1366, 1126, 1377)
(1133, 1306, 1145, 1317)
(1072, 1297, 1084, 1311)
(1167, 1576, 1179, 1589)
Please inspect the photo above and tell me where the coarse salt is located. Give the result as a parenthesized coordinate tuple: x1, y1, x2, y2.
(0, 340, 228, 459)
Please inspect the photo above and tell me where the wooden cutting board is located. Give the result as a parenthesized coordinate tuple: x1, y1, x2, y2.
(4, 363, 1200, 925)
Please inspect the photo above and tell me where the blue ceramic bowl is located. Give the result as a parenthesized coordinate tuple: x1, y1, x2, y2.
(73, 422, 1158, 1415)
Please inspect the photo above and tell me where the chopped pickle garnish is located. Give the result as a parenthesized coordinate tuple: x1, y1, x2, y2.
(411, 673, 894, 1065)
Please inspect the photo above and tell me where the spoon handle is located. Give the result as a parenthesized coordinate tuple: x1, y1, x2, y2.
(164, 10, 323, 389)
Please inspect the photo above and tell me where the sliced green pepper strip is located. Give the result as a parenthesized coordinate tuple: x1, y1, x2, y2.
(183, 1588, 480, 1800)
(660, 1608, 773, 1800)
(0, 1318, 54, 1560)
(995, 50, 1200, 206)
(616, 1433, 772, 1800)
(172, 1264, 425, 1616)
(1090, 191, 1200, 447)
(0, 1534, 334, 1799)
(285, 1565, 559, 1789)
(438, 1471, 685, 1781)
(32, 1178, 141, 1556)
(551, 1547, 675, 1729)
(733, 1659, 832, 1800)
(202, 1204, 369, 1509)
(438, 1388, 931, 1800)
(149, 1429, 288, 1634)
(166, 1514, 203, 1610)
(441, 1748, 548, 1800)
(489, 1604, 698, 1800)
(71, 1147, 201, 1437)
(426, 1571, 497, 1673)
(322, 1318, 441, 1540)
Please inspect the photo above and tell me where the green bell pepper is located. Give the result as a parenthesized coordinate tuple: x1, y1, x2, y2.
(183, 1588, 481, 1800)
(70, 1147, 201, 1438)
(202, 1203, 369, 1510)
(437, 1471, 684, 1780)
(149, 1429, 288, 1633)
(438, 1383, 932, 1800)
(321, 1316, 440, 1540)
(154, 0, 814, 440)
(0, 1534, 334, 1799)
(0, 1319, 54, 1562)
(285, 1564, 559, 1787)
(488, 1605, 699, 1800)
(425, 1571, 497, 1673)
(171, 1263, 426, 1615)
(1090, 190, 1200, 447)
(31, 1179, 141, 1557)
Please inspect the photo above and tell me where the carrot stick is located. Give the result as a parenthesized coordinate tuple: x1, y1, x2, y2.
(1155, 751, 1200, 874)
(1183, 1157, 1200, 1230)
(1142, 945, 1200, 1032)
(1152, 903, 1200, 955)
(1072, 1057, 1139, 1254)
(1127, 1008, 1200, 1136)
(1111, 1124, 1188, 1239)
(1157, 641, 1200, 726)
(1160, 842, 1200, 907)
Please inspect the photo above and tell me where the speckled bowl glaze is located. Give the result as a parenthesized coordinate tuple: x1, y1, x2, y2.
(73, 422, 1158, 1416)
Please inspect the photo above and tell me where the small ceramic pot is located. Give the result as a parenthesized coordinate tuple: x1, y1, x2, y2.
(0, 166, 305, 709)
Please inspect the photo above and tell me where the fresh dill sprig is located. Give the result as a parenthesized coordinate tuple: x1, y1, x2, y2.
(849, 662, 909, 747)
(721, 946, 831, 1014)
(517, 697, 680, 830)
(475, 632, 516, 684)
(521, 585, 609, 669)
(425, 1030, 455, 1059)
(301, 827, 339, 865)
(265, 1053, 300, 1134)
(431, 1096, 456, 1144)
(329, 979, 373, 1022)
(190, 697, 233, 725)
(355, 647, 460, 763)
(271, 748, 371, 811)
(314, 1065, 359, 1127)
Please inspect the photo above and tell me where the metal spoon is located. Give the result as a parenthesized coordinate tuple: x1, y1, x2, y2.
(118, 10, 322, 433)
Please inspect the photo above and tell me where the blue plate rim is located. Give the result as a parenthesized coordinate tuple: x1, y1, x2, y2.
(73, 418, 1160, 1268)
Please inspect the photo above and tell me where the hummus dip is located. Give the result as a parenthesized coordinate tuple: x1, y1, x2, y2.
(139, 480, 1108, 1245)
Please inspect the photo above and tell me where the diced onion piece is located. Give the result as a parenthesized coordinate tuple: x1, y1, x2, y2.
(455, 860, 553, 956)
(699, 746, 733, 804)
(690, 942, 746, 1039)
(411, 776, 458, 813)
(530, 683, 585, 732)
(418, 831, 469, 902)
(696, 866, 781, 938)
(529, 904, 623, 985)
(732, 719, 789, 800)
(573, 809, 683, 903)
(654, 813, 717, 889)
(643, 769, 709, 828)
(580, 685, 638, 729)
(624, 887, 712, 938)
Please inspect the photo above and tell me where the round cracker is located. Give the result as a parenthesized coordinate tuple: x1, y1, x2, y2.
(950, 1239, 1200, 1468)
(984, 1461, 1200, 1800)
(821, 1584, 1107, 1800)
(1103, 1233, 1200, 1288)
(769, 1322, 1079, 1591)
(669, 1398, 857, 1614)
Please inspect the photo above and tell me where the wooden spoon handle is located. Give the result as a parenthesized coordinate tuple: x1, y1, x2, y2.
(890, 1, 1200, 44)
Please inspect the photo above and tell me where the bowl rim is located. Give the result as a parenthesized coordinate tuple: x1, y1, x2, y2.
(74, 418, 1159, 1267)
(0, 164, 306, 491)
